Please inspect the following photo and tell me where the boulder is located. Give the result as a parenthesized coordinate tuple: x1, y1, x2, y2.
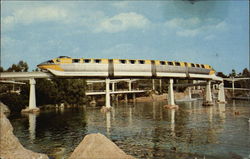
(0, 101, 10, 114)
(69, 133, 135, 159)
(0, 108, 48, 159)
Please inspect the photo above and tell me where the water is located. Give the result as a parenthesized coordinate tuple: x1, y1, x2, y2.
(9, 100, 250, 159)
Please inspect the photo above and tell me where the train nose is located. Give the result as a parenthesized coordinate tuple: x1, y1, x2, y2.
(37, 60, 54, 70)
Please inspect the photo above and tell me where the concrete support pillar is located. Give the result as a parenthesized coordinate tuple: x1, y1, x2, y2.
(218, 82, 226, 103)
(188, 87, 192, 100)
(193, 80, 196, 90)
(232, 77, 235, 97)
(203, 80, 213, 106)
(105, 78, 111, 108)
(112, 82, 115, 92)
(152, 79, 155, 91)
(128, 80, 132, 91)
(159, 79, 162, 94)
(168, 78, 175, 106)
(197, 80, 201, 90)
(29, 78, 36, 109)
(111, 82, 115, 101)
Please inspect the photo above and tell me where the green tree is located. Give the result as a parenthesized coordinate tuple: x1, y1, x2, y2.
(54, 79, 86, 105)
(7, 60, 28, 72)
(0, 66, 4, 72)
(229, 69, 236, 77)
(217, 72, 227, 78)
(242, 68, 250, 77)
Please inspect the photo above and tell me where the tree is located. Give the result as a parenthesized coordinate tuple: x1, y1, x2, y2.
(242, 68, 250, 77)
(7, 60, 28, 72)
(229, 69, 236, 77)
(54, 79, 86, 105)
(0, 66, 4, 72)
(217, 72, 227, 78)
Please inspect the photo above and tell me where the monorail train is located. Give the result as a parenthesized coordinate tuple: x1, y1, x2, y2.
(37, 56, 216, 78)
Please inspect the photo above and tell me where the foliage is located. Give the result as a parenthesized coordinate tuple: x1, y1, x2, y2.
(0, 66, 3, 72)
(0, 93, 27, 112)
(229, 69, 236, 77)
(7, 61, 29, 72)
(54, 79, 86, 105)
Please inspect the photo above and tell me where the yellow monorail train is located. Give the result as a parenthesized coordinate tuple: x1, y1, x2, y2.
(37, 56, 216, 78)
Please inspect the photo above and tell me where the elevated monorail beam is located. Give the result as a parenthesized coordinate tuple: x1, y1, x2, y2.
(0, 80, 26, 84)
(223, 77, 250, 82)
(0, 72, 52, 81)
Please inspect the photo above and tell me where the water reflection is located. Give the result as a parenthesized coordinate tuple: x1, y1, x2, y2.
(218, 103, 226, 121)
(170, 109, 176, 137)
(9, 100, 250, 159)
(28, 113, 37, 141)
(106, 111, 111, 137)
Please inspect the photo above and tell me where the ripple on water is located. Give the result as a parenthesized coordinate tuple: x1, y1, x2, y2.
(9, 100, 250, 159)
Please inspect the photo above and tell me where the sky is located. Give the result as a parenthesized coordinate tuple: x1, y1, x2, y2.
(1, 0, 249, 74)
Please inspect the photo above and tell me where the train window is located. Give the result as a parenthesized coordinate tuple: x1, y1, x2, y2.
(184, 62, 188, 66)
(175, 62, 181, 66)
(196, 64, 200, 68)
(168, 61, 174, 66)
(160, 61, 166, 65)
(94, 59, 102, 63)
(191, 63, 195, 67)
(129, 60, 136, 64)
(72, 59, 80, 63)
(46, 60, 54, 64)
(84, 59, 91, 63)
(56, 59, 60, 62)
(139, 60, 145, 64)
(201, 64, 205, 68)
(120, 60, 127, 64)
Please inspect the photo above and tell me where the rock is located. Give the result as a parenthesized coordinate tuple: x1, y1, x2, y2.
(101, 106, 112, 113)
(69, 133, 135, 159)
(0, 108, 48, 159)
(164, 105, 179, 110)
(21, 107, 40, 113)
(0, 101, 10, 114)
(202, 101, 214, 106)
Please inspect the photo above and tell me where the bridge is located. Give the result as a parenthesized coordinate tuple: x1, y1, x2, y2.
(0, 70, 226, 112)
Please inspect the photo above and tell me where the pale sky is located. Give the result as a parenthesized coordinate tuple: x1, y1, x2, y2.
(1, 0, 249, 74)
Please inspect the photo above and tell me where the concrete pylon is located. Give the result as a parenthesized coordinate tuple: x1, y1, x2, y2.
(232, 77, 235, 97)
(188, 87, 192, 100)
(203, 80, 213, 106)
(218, 82, 226, 103)
(101, 78, 112, 112)
(152, 79, 155, 91)
(29, 78, 36, 109)
(111, 82, 115, 101)
(112, 82, 115, 92)
(128, 80, 132, 91)
(159, 79, 162, 94)
(105, 78, 111, 108)
(21, 78, 40, 113)
(168, 78, 175, 106)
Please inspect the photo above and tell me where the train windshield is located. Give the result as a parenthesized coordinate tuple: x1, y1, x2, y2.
(58, 56, 71, 58)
